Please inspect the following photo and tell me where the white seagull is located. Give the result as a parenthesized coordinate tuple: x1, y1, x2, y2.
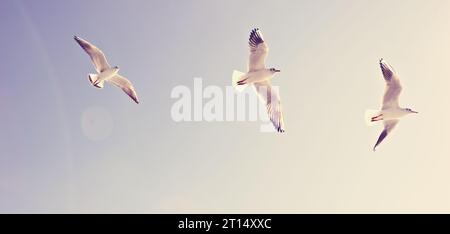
(74, 36, 139, 104)
(366, 59, 418, 151)
(232, 28, 285, 133)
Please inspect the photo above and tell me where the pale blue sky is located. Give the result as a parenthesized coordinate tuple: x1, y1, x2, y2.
(2, 0, 450, 213)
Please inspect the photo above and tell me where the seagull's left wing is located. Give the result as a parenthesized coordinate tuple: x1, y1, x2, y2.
(254, 81, 285, 133)
(74, 36, 111, 73)
(108, 75, 139, 104)
(373, 120, 399, 151)
(380, 59, 402, 110)
(248, 28, 269, 72)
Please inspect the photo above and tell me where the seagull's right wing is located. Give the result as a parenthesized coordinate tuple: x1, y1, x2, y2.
(248, 28, 269, 72)
(373, 119, 399, 151)
(253, 81, 285, 133)
(380, 59, 402, 109)
(74, 36, 110, 73)
(108, 75, 139, 104)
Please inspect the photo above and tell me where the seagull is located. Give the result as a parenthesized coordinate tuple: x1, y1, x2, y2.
(232, 28, 285, 132)
(366, 59, 418, 151)
(74, 36, 139, 104)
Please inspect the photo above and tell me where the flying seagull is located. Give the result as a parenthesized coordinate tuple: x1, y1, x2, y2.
(366, 59, 418, 151)
(74, 36, 139, 104)
(232, 28, 285, 132)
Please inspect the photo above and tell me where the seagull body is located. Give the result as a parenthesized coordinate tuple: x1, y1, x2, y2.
(366, 59, 418, 151)
(88, 67, 118, 88)
(374, 108, 412, 120)
(236, 69, 277, 85)
(232, 28, 284, 132)
(74, 36, 139, 104)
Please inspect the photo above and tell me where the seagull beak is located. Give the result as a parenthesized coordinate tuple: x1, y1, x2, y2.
(275, 69, 281, 73)
(411, 110, 419, 114)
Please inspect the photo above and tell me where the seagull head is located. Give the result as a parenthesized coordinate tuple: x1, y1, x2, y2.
(404, 108, 418, 114)
(269, 68, 281, 73)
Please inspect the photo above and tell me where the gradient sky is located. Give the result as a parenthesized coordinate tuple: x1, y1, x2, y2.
(2, 0, 450, 213)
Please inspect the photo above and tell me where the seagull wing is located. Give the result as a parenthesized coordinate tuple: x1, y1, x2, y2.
(74, 36, 110, 73)
(373, 120, 399, 151)
(248, 28, 269, 72)
(380, 59, 402, 109)
(253, 81, 285, 133)
(108, 75, 139, 104)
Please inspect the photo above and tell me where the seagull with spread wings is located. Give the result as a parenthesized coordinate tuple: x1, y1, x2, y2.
(74, 36, 139, 104)
(366, 59, 418, 151)
(232, 28, 285, 133)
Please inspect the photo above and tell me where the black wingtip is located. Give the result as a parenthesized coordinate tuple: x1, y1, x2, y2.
(250, 28, 261, 36)
(74, 36, 83, 44)
(373, 143, 379, 151)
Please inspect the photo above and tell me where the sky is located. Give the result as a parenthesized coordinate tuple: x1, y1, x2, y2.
(1, 0, 450, 213)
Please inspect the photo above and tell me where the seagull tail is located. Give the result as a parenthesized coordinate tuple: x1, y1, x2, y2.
(88, 74, 104, 89)
(365, 109, 382, 126)
(232, 70, 248, 92)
